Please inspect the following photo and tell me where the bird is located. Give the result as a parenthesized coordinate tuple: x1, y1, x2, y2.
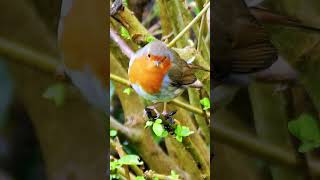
(128, 40, 204, 117)
(212, 0, 278, 86)
(212, 0, 320, 107)
(57, 0, 108, 111)
(213, 0, 320, 87)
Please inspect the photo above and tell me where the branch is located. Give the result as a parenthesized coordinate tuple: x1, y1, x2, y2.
(110, 28, 134, 58)
(110, 137, 144, 176)
(110, 73, 210, 118)
(0, 37, 58, 73)
(167, 2, 210, 48)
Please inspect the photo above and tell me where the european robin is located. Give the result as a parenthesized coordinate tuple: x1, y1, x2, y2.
(212, 0, 277, 84)
(213, 0, 320, 86)
(128, 40, 203, 116)
(212, 0, 319, 107)
(57, 0, 107, 111)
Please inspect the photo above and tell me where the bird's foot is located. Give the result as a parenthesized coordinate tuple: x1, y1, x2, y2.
(144, 106, 160, 120)
(163, 110, 177, 135)
(163, 110, 177, 123)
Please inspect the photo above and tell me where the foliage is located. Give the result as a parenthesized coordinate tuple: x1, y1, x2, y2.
(42, 83, 65, 106)
(288, 114, 320, 152)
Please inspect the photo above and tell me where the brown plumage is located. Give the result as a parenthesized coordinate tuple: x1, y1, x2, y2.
(213, 0, 277, 82)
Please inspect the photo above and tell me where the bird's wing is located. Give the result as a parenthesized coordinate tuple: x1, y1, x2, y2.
(229, 6, 278, 73)
(213, 0, 277, 77)
(167, 50, 197, 87)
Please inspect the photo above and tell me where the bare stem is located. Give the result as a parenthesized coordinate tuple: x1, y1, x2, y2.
(167, 2, 210, 48)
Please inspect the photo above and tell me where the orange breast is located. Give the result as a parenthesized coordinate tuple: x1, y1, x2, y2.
(129, 55, 171, 94)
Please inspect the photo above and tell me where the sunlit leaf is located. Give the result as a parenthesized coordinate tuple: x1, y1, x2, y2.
(118, 155, 143, 165)
(145, 36, 156, 43)
(175, 135, 183, 142)
(153, 122, 164, 137)
(42, 83, 65, 106)
(200, 97, 210, 110)
(123, 87, 133, 95)
(110, 130, 117, 137)
(120, 26, 131, 40)
(145, 121, 154, 128)
(169, 170, 180, 180)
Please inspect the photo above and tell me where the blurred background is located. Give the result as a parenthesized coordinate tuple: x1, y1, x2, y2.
(213, 0, 320, 180)
(0, 1, 107, 180)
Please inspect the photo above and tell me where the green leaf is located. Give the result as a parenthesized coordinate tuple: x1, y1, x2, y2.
(110, 130, 117, 137)
(110, 160, 121, 171)
(169, 170, 180, 180)
(123, 87, 133, 95)
(176, 135, 183, 142)
(180, 126, 194, 137)
(175, 125, 194, 137)
(145, 121, 154, 128)
(288, 113, 320, 152)
(155, 119, 162, 124)
(161, 130, 169, 137)
(118, 155, 143, 165)
(200, 97, 210, 110)
(110, 174, 120, 180)
(153, 122, 164, 137)
(288, 114, 320, 141)
(42, 83, 65, 106)
(299, 142, 320, 153)
(153, 177, 159, 180)
(120, 26, 131, 40)
(145, 36, 156, 43)
(123, 0, 128, 7)
(110, 81, 115, 99)
(135, 176, 145, 180)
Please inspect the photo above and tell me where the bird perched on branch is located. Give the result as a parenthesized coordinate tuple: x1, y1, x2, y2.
(57, 0, 107, 111)
(128, 40, 205, 117)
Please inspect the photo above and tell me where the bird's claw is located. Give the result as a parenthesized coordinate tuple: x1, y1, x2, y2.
(164, 110, 177, 122)
(144, 107, 160, 120)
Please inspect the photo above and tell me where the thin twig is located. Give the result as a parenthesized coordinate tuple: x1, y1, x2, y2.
(197, 10, 206, 51)
(144, 170, 181, 180)
(0, 37, 58, 73)
(110, 27, 134, 58)
(167, 2, 210, 48)
(114, 137, 130, 180)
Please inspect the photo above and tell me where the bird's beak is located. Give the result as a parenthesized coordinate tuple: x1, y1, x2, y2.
(153, 60, 160, 67)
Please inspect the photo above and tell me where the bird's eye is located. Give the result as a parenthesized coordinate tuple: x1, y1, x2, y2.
(147, 54, 151, 58)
